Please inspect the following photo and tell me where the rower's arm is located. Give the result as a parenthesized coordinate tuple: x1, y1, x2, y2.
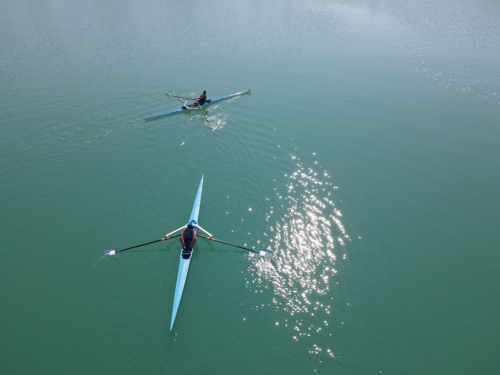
(180, 230, 186, 248)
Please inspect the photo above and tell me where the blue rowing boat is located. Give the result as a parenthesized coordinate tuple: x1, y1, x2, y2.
(170, 175, 204, 330)
(104, 173, 273, 331)
(145, 89, 251, 121)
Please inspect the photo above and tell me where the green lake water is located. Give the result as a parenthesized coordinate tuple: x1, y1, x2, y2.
(1, 0, 499, 374)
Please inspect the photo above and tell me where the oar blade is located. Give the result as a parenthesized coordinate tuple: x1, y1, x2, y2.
(255, 250, 272, 257)
(105, 250, 119, 256)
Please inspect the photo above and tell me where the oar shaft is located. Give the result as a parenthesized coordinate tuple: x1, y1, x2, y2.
(171, 95, 195, 100)
(198, 235, 272, 256)
(196, 104, 210, 123)
(209, 238, 254, 252)
(120, 239, 163, 252)
(106, 234, 181, 256)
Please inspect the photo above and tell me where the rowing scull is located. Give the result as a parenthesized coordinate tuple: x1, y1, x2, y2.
(145, 89, 251, 121)
(170, 175, 204, 330)
(104, 174, 273, 330)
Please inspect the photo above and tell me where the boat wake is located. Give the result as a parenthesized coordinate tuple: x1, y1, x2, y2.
(205, 113, 229, 131)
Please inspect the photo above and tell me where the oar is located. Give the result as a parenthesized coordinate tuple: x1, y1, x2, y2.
(169, 94, 196, 100)
(198, 235, 272, 257)
(195, 103, 210, 123)
(105, 234, 181, 256)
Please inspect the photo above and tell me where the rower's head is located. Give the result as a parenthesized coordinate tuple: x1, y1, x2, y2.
(187, 222, 197, 229)
(203, 91, 206, 94)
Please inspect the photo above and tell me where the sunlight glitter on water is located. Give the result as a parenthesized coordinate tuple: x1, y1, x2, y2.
(246, 153, 351, 339)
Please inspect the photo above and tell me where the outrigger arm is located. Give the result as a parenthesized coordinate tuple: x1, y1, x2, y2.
(195, 225, 213, 237)
(165, 225, 187, 238)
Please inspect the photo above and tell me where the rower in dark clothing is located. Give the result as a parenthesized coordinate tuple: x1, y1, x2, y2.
(180, 221, 197, 258)
(188, 91, 207, 108)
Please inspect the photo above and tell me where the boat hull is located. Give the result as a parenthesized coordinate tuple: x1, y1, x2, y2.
(145, 89, 251, 121)
(170, 175, 204, 330)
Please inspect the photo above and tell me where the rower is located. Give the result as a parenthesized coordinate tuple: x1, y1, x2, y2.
(187, 91, 207, 108)
(180, 221, 197, 258)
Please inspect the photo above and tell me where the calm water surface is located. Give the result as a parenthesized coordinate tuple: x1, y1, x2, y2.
(1, 0, 499, 374)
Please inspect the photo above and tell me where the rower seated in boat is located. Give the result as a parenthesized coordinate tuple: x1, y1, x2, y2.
(186, 91, 207, 108)
(180, 221, 197, 258)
